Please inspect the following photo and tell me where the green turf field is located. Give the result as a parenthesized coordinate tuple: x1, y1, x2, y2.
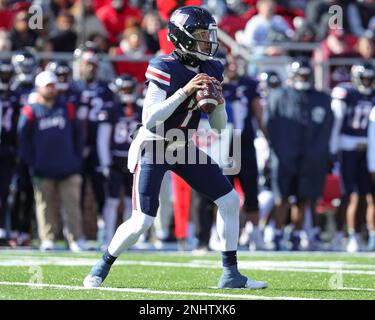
(0, 249, 375, 300)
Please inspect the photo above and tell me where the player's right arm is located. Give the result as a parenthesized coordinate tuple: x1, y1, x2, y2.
(329, 85, 347, 155)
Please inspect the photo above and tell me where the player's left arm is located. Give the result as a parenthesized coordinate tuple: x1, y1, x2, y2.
(252, 97, 268, 139)
(208, 77, 227, 133)
(368, 108, 375, 180)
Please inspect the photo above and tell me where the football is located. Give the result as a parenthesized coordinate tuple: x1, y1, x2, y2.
(195, 79, 219, 114)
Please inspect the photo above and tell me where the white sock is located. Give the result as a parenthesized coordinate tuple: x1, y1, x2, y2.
(108, 210, 154, 257)
(214, 189, 240, 252)
(103, 198, 120, 244)
(123, 196, 132, 222)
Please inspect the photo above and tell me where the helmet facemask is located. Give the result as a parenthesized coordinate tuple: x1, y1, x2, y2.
(352, 65, 375, 95)
(180, 26, 219, 61)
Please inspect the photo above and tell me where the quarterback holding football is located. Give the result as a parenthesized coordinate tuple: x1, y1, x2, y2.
(83, 5, 267, 290)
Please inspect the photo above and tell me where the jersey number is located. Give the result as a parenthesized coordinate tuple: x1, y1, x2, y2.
(114, 121, 138, 144)
(351, 104, 372, 130)
(179, 98, 198, 128)
(1, 107, 13, 132)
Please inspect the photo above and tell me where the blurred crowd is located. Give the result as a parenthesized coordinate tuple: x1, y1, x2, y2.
(0, 0, 375, 253)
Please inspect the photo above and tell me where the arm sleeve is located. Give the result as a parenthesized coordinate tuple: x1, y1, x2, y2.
(142, 82, 188, 130)
(97, 122, 112, 167)
(368, 109, 375, 172)
(329, 98, 346, 155)
(347, 4, 366, 37)
(17, 110, 34, 167)
(208, 102, 228, 133)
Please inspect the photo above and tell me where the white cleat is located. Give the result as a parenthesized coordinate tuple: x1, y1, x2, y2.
(347, 236, 359, 253)
(83, 275, 103, 288)
(245, 277, 268, 290)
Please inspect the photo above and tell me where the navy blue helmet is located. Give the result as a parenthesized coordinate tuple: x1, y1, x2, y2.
(109, 74, 137, 104)
(168, 6, 219, 65)
(288, 58, 313, 91)
(11, 49, 38, 84)
(258, 70, 282, 95)
(46, 61, 72, 91)
(351, 62, 375, 95)
(0, 60, 14, 92)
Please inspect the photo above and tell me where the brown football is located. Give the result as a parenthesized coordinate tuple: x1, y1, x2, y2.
(195, 79, 219, 114)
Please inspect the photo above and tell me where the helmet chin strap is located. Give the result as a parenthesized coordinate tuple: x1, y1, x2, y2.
(358, 85, 372, 95)
(174, 49, 203, 68)
(294, 81, 311, 91)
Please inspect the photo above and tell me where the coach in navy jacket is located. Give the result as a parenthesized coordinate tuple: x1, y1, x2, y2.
(18, 75, 83, 179)
(17, 71, 86, 251)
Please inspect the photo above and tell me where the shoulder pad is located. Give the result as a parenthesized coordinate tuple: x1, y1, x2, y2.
(331, 86, 348, 99)
(145, 56, 171, 87)
(370, 107, 375, 122)
(207, 59, 224, 82)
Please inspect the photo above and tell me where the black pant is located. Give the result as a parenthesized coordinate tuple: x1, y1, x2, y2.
(9, 160, 34, 233)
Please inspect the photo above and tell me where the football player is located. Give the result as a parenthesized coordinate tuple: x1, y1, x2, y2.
(8, 49, 39, 246)
(73, 42, 115, 220)
(98, 75, 142, 247)
(0, 60, 20, 246)
(331, 63, 375, 252)
(265, 58, 333, 251)
(222, 53, 266, 250)
(84, 6, 267, 290)
(46, 61, 80, 106)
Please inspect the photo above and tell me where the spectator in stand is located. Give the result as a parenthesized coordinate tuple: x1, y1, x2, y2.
(49, 11, 77, 52)
(313, 28, 358, 88)
(348, 0, 375, 37)
(87, 33, 116, 83)
(111, 26, 151, 82)
(18, 71, 86, 252)
(0, 0, 15, 31)
(71, 0, 108, 42)
(96, 0, 143, 45)
(0, 31, 11, 52)
(9, 10, 38, 51)
(156, 0, 202, 23)
(141, 11, 162, 54)
(237, 0, 294, 56)
(356, 31, 375, 60)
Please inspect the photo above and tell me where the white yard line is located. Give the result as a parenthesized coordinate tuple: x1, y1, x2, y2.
(338, 287, 375, 292)
(1, 257, 375, 276)
(0, 281, 321, 300)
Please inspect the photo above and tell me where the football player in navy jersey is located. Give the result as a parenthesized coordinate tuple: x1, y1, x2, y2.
(330, 63, 375, 252)
(46, 61, 80, 106)
(265, 58, 333, 251)
(73, 42, 115, 220)
(0, 60, 20, 245)
(11, 49, 38, 105)
(8, 50, 39, 247)
(84, 6, 267, 290)
(221, 53, 266, 251)
(98, 75, 142, 247)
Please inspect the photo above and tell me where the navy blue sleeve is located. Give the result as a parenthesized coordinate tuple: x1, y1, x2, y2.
(17, 105, 35, 168)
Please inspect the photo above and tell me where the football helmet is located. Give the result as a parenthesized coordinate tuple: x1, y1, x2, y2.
(288, 58, 313, 91)
(351, 63, 375, 95)
(11, 49, 38, 84)
(258, 70, 281, 96)
(168, 6, 219, 66)
(46, 61, 71, 91)
(109, 74, 137, 104)
(0, 59, 14, 93)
